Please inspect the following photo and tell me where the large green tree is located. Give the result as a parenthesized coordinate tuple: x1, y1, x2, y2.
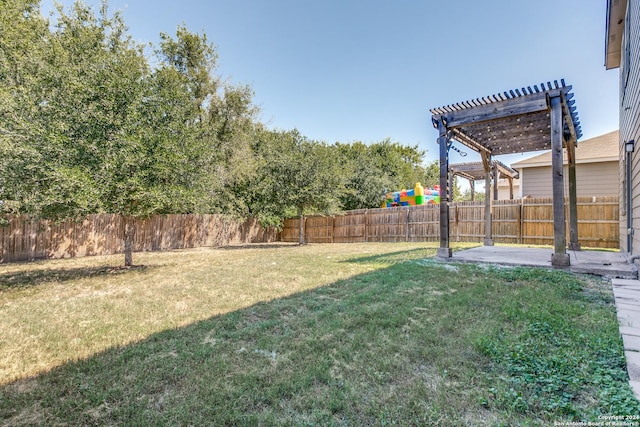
(335, 140, 437, 210)
(1, 0, 448, 261)
(1, 0, 55, 219)
(335, 142, 390, 210)
(154, 25, 259, 217)
(2, 1, 147, 221)
(250, 129, 345, 243)
(0, 1, 258, 265)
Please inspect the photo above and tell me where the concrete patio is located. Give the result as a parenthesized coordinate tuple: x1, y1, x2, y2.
(612, 279, 640, 398)
(448, 245, 637, 279)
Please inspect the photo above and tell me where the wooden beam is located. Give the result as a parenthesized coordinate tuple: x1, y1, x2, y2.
(481, 151, 490, 172)
(439, 92, 549, 128)
(508, 176, 514, 200)
(494, 162, 519, 179)
(549, 96, 569, 266)
(451, 128, 491, 155)
(451, 163, 486, 176)
(451, 161, 517, 181)
(470, 179, 475, 201)
(492, 164, 498, 201)
(560, 91, 578, 144)
(452, 170, 475, 181)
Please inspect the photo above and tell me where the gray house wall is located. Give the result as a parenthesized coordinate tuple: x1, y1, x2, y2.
(519, 161, 618, 198)
(619, 0, 640, 254)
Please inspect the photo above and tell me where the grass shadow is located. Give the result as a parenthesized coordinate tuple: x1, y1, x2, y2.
(342, 243, 481, 265)
(216, 243, 298, 250)
(1, 259, 635, 425)
(341, 248, 437, 265)
(0, 265, 151, 292)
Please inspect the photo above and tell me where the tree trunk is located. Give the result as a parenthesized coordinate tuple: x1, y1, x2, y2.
(298, 209, 305, 245)
(124, 216, 135, 267)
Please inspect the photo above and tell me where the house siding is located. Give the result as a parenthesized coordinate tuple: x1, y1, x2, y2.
(520, 167, 552, 198)
(519, 162, 618, 198)
(620, 0, 640, 254)
(497, 183, 520, 200)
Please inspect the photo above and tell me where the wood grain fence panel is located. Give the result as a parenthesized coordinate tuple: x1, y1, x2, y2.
(522, 198, 554, 245)
(575, 197, 619, 248)
(333, 210, 366, 243)
(103, 214, 122, 255)
(7, 216, 22, 262)
(1, 214, 276, 263)
(454, 202, 484, 242)
(2, 197, 618, 263)
(7, 217, 20, 262)
(74, 217, 88, 258)
(166, 215, 179, 249)
(48, 219, 75, 259)
(492, 200, 521, 243)
(407, 204, 439, 242)
(201, 216, 212, 247)
(367, 208, 405, 242)
(201, 216, 213, 247)
(0, 220, 6, 263)
(279, 196, 620, 248)
(280, 218, 300, 242)
(304, 216, 333, 243)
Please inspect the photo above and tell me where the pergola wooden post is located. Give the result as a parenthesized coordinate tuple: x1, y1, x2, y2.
(492, 164, 499, 201)
(430, 80, 582, 266)
(437, 119, 452, 258)
(549, 95, 570, 266)
(481, 152, 494, 246)
(566, 128, 581, 251)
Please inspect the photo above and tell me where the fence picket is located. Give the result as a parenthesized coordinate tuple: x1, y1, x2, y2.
(281, 197, 620, 249)
(0, 214, 277, 263)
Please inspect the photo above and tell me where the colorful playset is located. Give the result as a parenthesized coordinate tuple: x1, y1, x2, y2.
(382, 183, 440, 208)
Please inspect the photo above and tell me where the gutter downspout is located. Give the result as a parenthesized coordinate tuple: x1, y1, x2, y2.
(627, 140, 635, 254)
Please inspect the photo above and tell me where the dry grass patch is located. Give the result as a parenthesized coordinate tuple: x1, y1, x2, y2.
(0, 242, 435, 384)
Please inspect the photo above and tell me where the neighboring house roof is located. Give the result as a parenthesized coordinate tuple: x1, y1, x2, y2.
(511, 130, 619, 169)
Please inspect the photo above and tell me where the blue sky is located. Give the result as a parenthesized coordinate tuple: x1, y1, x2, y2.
(42, 0, 619, 166)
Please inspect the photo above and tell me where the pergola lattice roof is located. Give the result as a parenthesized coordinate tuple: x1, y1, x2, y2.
(430, 79, 581, 156)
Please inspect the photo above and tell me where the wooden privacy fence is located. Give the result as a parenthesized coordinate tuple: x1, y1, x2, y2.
(280, 196, 620, 249)
(0, 214, 277, 263)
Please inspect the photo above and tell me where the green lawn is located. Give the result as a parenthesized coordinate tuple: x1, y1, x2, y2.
(0, 243, 637, 426)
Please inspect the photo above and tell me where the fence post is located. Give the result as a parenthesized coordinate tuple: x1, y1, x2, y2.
(405, 207, 410, 242)
(518, 199, 523, 244)
(331, 216, 335, 243)
(454, 203, 459, 242)
(364, 209, 368, 242)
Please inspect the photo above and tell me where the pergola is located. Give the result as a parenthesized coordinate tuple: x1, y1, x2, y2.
(450, 160, 519, 201)
(430, 80, 582, 266)
(450, 160, 519, 247)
